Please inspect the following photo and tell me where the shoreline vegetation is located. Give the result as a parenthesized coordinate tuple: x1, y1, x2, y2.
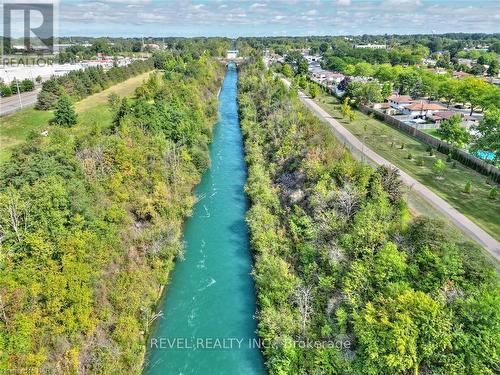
(238, 60, 499, 374)
(311, 90, 500, 241)
(0, 52, 224, 373)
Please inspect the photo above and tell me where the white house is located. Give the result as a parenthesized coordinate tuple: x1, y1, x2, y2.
(387, 94, 414, 110)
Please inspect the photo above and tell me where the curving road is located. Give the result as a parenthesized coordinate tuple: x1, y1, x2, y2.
(282, 78, 500, 260)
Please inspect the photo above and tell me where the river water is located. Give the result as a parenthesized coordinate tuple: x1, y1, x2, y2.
(144, 63, 265, 374)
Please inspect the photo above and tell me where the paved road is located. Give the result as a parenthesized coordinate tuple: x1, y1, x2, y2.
(282, 78, 500, 260)
(0, 89, 40, 116)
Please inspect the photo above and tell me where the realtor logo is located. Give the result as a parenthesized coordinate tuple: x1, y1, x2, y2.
(3, 2, 55, 54)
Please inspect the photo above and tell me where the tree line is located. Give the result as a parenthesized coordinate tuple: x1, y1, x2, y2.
(35, 58, 154, 110)
(238, 61, 499, 375)
(0, 52, 224, 373)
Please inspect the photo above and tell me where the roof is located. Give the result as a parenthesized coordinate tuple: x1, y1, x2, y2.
(431, 111, 478, 121)
(404, 102, 447, 111)
(453, 71, 471, 78)
(387, 94, 413, 103)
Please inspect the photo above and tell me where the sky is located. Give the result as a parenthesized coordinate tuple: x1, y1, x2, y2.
(4, 0, 500, 37)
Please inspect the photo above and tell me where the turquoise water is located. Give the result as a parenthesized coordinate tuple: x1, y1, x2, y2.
(474, 150, 496, 161)
(144, 64, 265, 375)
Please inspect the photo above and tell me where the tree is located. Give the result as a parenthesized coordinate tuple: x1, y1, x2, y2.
(354, 290, 452, 375)
(438, 79, 459, 107)
(437, 114, 470, 148)
(341, 97, 351, 118)
(487, 60, 499, 77)
(282, 64, 293, 78)
(21, 79, 34, 92)
(470, 108, 500, 164)
(433, 159, 446, 177)
(52, 94, 77, 127)
(309, 83, 319, 99)
(297, 59, 309, 75)
(458, 77, 489, 115)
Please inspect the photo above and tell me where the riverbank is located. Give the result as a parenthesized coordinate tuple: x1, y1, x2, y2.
(144, 63, 264, 374)
(311, 90, 500, 246)
(0, 54, 224, 373)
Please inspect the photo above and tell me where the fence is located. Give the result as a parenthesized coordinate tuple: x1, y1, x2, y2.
(358, 104, 500, 183)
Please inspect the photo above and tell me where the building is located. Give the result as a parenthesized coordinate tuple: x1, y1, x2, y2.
(427, 111, 479, 127)
(354, 44, 386, 49)
(402, 101, 447, 117)
(227, 50, 238, 59)
(387, 94, 414, 110)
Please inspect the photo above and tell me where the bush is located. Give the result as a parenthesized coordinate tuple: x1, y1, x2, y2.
(0, 84, 12, 97)
(433, 159, 446, 177)
(463, 180, 472, 194)
(418, 158, 425, 166)
(407, 153, 413, 160)
(21, 79, 35, 92)
(429, 148, 434, 156)
(489, 187, 498, 200)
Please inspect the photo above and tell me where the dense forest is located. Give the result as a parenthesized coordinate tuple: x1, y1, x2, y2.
(0, 52, 224, 373)
(238, 61, 499, 374)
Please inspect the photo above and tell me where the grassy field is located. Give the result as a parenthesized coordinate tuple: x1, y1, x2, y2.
(314, 91, 500, 241)
(0, 71, 152, 162)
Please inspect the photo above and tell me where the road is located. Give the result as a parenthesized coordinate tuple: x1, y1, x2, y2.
(0, 89, 41, 116)
(282, 78, 500, 260)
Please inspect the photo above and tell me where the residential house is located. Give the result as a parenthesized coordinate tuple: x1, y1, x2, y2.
(427, 111, 479, 128)
(402, 101, 447, 118)
(387, 94, 414, 110)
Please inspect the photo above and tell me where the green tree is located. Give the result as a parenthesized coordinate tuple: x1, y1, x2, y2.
(341, 97, 351, 118)
(437, 114, 470, 148)
(487, 60, 499, 77)
(52, 94, 77, 127)
(433, 159, 446, 177)
(459, 77, 489, 115)
(309, 83, 319, 99)
(282, 64, 293, 78)
(354, 290, 452, 375)
(470, 108, 500, 163)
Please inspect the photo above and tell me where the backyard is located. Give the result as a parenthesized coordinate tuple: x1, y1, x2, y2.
(314, 90, 500, 241)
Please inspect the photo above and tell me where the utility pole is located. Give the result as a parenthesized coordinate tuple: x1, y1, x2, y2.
(15, 79, 23, 109)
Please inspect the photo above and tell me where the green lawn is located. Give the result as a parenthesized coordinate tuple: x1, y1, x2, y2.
(422, 128, 442, 140)
(0, 71, 152, 162)
(314, 91, 500, 241)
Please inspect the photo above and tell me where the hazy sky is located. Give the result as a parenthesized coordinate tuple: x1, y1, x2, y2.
(5, 0, 500, 37)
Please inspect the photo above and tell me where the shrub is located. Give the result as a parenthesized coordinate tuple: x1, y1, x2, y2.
(0, 84, 12, 97)
(433, 159, 446, 177)
(463, 180, 472, 194)
(418, 159, 425, 166)
(21, 79, 35, 92)
(400, 142, 405, 149)
(489, 187, 498, 200)
(407, 153, 413, 160)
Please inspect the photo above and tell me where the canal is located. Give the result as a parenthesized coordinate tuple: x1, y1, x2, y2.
(144, 63, 265, 374)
